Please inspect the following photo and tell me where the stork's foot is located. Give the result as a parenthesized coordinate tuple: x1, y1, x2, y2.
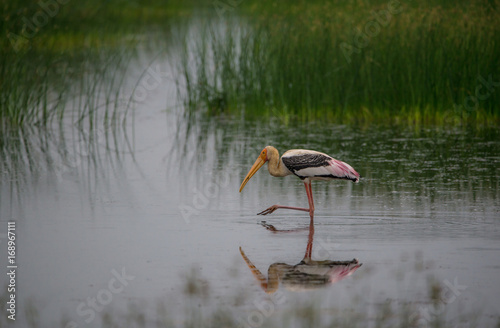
(257, 204, 312, 216)
(257, 205, 280, 216)
(260, 221, 277, 232)
(260, 221, 310, 233)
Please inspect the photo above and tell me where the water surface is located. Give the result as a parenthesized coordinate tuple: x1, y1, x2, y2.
(1, 53, 499, 327)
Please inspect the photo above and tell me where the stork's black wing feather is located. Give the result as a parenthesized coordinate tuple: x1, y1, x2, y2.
(282, 153, 332, 172)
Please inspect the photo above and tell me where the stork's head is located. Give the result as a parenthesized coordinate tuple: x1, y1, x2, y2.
(239, 147, 269, 192)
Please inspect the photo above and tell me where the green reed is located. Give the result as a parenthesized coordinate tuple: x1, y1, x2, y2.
(0, 0, 199, 209)
(0, 0, 184, 131)
(179, 0, 500, 125)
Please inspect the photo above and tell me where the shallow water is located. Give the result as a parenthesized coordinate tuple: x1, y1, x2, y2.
(1, 52, 499, 327)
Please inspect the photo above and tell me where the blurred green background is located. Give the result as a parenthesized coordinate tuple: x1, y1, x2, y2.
(1, 0, 499, 130)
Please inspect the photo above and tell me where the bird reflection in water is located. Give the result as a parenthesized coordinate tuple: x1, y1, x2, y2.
(239, 221, 362, 293)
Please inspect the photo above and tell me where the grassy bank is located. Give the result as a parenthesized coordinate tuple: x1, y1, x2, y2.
(180, 0, 500, 125)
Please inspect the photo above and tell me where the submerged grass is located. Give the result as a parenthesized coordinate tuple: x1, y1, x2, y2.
(179, 0, 500, 126)
(0, 267, 495, 327)
(0, 39, 131, 203)
(0, 0, 200, 194)
(0, 0, 212, 214)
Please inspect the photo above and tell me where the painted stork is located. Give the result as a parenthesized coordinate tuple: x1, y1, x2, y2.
(239, 146, 360, 217)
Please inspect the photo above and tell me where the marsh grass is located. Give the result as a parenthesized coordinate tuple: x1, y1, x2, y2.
(0, 268, 493, 328)
(179, 0, 500, 125)
(0, 47, 132, 208)
(0, 0, 178, 134)
(0, 0, 200, 207)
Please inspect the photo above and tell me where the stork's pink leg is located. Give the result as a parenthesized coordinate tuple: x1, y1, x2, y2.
(257, 205, 310, 215)
(305, 181, 314, 213)
(257, 181, 315, 217)
(304, 221, 314, 259)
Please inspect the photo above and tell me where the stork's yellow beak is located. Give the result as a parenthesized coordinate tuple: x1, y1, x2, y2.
(239, 152, 267, 192)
